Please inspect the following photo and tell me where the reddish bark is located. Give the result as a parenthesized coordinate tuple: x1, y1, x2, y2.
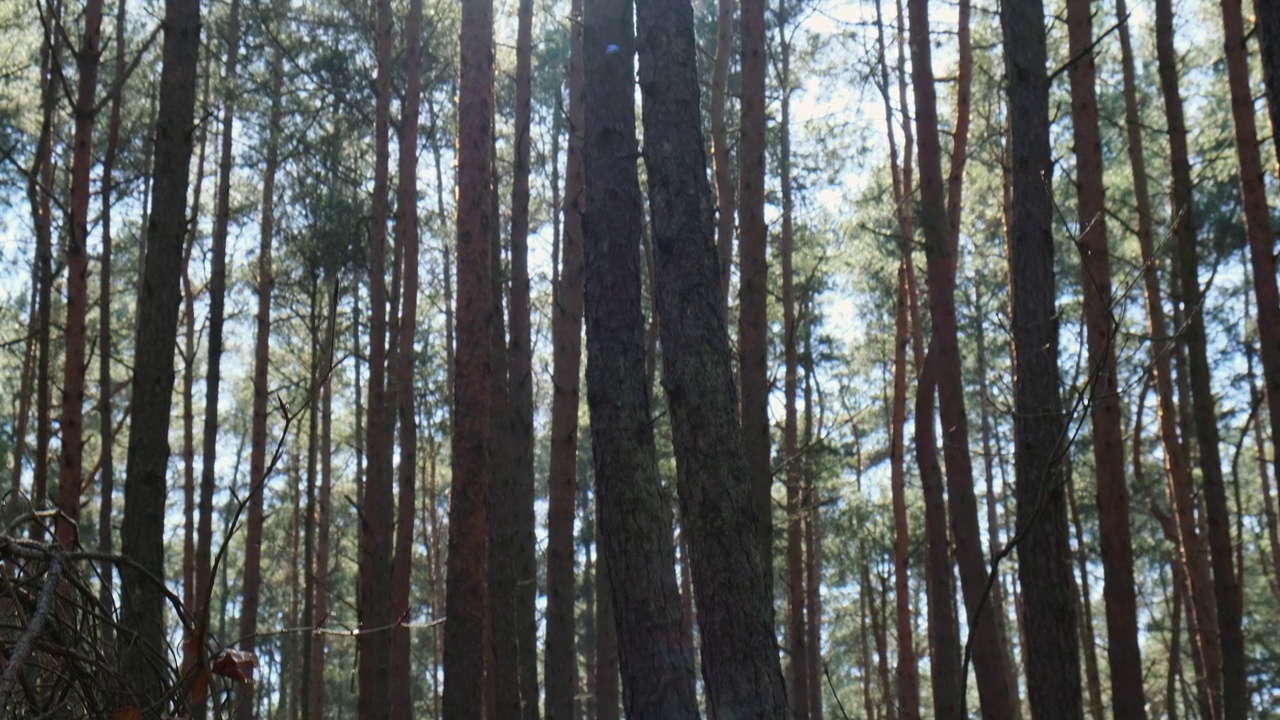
(390, 0, 423, 712)
(738, 0, 772, 578)
(237, 34, 277, 720)
(1065, 0, 1148, 714)
(55, 0, 105, 548)
(544, 0, 586, 713)
(442, 0, 495, 707)
(1212, 0, 1266, 711)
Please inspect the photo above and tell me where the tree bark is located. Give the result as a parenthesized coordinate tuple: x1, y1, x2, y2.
(119, 0, 202, 700)
(508, 0, 540, 711)
(906, 0, 1019, 713)
(96, 0, 128, 639)
(738, 0, 772, 579)
(1001, 0, 1083, 715)
(442, 0, 494, 708)
(234, 36, 279, 720)
(29, 9, 57, 523)
(307, 282, 338, 720)
(777, 2, 807, 715)
(595, 540, 621, 720)
(1066, 479, 1104, 720)
(710, 0, 734, 308)
(1154, 0, 1228, 711)
(1063, 0, 1149, 715)
(1211, 1, 1263, 712)
(633, 0, 790, 710)
(1260, 0, 1280, 174)
(358, 0, 395, 709)
(582, 0, 701, 713)
(56, 0, 105, 547)
(546, 0, 586, 712)
(390, 0, 423, 713)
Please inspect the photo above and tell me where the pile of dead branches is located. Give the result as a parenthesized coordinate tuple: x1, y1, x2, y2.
(0, 535, 178, 719)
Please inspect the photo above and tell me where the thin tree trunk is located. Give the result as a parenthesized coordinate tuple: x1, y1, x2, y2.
(860, 565, 876, 720)
(1154, 0, 1228, 711)
(1066, 479, 1105, 720)
(390, 0, 423, 713)
(582, 492, 597, 720)
(29, 8, 57, 522)
(738, 0, 772, 579)
(358, 0, 395, 708)
(777, 2, 808, 714)
(907, 0, 1019, 713)
(179, 85, 205, 618)
(55, 0, 105, 547)
(8, 283, 36, 525)
(873, 573, 896, 720)
(710, 0, 733, 308)
(633, 0, 790, 709)
(545, 0, 586, 710)
(307, 282, 338, 720)
(508, 0, 540, 710)
(1167, 556, 1183, 720)
(1063, 0, 1149, 714)
(96, 0, 127, 637)
(874, 2, 922, 711)
(582, 0, 701, 712)
(119, 0, 201, 696)
(199, 6, 239, 714)
(1001, 0, 1083, 715)
(442, 0, 494, 706)
(236, 35, 279, 720)
(804, 333, 823, 720)
(1211, 0, 1263, 711)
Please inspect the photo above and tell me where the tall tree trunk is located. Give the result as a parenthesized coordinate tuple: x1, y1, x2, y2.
(803, 333, 823, 720)
(582, 0, 700, 713)
(907, 0, 1018, 713)
(442, 0, 494, 706)
(202, 5, 240, 711)
(97, 0, 127, 635)
(710, 0, 733, 308)
(508, 0, 540, 711)
(1001, 0, 1082, 716)
(179, 71, 206, 619)
(973, 288, 1010, 637)
(738, 0, 772, 579)
(8, 281, 36, 526)
(390, 0, 423, 713)
(29, 8, 57, 522)
(236, 38, 280, 720)
(1154, 0, 1228, 711)
(55, 0, 105, 547)
(1260, 0, 1280, 173)
(633, 0, 790, 711)
(545, 0, 586, 711)
(1066, 480, 1104, 720)
(860, 565, 876, 720)
(1211, 0, 1264, 711)
(307, 282, 338, 720)
(119, 0, 202, 698)
(358, 0, 395, 708)
(1063, 0, 1149, 715)
(874, 3, 922, 712)
(777, 2, 808, 715)
(872, 572, 896, 720)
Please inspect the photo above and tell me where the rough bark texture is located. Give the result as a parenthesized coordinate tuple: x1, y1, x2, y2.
(710, 0, 734, 308)
(97, 0, 127, 632)
(119, 0, 201, 702)
(582, 0, 701, 713)
(777, 4, 807, 715)
(1154, 0, 1228, 710)
(1261, 0, 1280, 173)
(633, 0, 790, 711)
(390, 0, 423, 713)
(906, 0, 1018, 714)
(595, 543, 621, 720)
(738, 0, 772, 579)
(1211, 0, 1263, 713)
(56, 0, 104, 548)
(442, 0, 494, 707)
(1001, 0, 1083, 716)
(236, 37, 278, 720)
(890, 263, 921, 720)
(545, 0, 586, 712)
(1064, 0, 1148, 715)
(29, 16, 56, 522)
(508, 0, 540, 711)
